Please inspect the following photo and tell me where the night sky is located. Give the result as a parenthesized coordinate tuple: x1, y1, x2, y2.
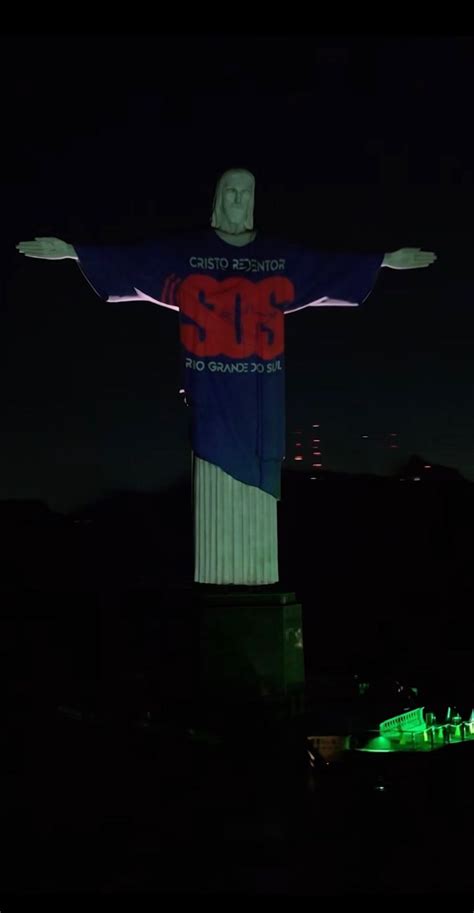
(2, 33, 473, 511)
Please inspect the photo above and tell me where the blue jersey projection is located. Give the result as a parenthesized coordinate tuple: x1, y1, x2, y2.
(76, 231, 383, 497)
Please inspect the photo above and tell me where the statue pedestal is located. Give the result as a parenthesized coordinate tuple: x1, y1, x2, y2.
(192, 588, 305, 712)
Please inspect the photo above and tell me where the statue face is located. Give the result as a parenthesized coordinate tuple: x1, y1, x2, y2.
(219, 170, 254, 230)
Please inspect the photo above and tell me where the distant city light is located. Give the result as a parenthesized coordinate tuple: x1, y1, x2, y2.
(424, 465, 432, 469)
(313, 439, 320, 443)
(312, 451, 321, 456)
(315, 463, 322, 468)
(295, 442, 302, 447)
(312, 424, 320, 428)
(294, 456, 303, 462)
(362, 435, 369, 439)
(413, 476, 421, 481)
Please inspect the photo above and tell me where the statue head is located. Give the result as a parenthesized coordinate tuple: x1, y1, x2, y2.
(211, 168, 255, 235)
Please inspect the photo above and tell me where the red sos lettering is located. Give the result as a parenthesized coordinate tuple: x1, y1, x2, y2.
(177, 275, 294, 360)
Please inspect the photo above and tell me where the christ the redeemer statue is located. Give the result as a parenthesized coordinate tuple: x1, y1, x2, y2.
(17, 169, 436, 586)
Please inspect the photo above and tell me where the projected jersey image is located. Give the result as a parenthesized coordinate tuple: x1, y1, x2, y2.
(76, 231, 383, 499)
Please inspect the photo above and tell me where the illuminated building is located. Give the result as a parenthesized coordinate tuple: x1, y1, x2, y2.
(287, 422, 324, 477)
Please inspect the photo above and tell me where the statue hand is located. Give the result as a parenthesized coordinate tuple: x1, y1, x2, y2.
(16, 237, 78, 260)
(382, 248, 437, 270)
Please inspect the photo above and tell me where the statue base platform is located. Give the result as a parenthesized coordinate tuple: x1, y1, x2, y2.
(181, 585, 306, 712)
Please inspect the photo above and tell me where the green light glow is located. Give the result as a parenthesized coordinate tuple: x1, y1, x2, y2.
(356, 708, 474, 753)
(310, 708, 474, 757)
(357, 736, 395, 753)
